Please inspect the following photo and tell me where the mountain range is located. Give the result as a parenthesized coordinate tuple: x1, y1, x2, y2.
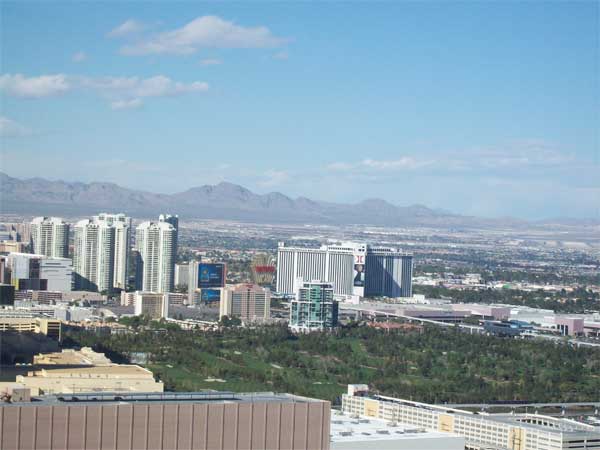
(0, 172, 594, 228)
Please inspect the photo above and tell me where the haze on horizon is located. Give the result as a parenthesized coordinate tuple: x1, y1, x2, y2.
(0, 1, 598, 220)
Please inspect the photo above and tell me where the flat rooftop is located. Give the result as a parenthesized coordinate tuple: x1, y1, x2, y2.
(24, 365, 154, 378)
(330, 410, 461, 444)
(0, 391, 327, 407)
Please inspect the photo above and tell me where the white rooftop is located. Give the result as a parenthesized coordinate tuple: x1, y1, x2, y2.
(330, 411, 464, 449)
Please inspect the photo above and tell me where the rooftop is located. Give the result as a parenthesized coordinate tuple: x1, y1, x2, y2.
(0, 391, 326, 407)
(330, 410, 462, 444)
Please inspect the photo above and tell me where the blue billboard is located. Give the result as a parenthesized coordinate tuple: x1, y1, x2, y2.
(201, 289, 221, 304)
(198, 263, 225, 288)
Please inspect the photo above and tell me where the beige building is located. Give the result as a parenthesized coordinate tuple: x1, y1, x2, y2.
(0, 241, 26, 253)
(15, 364, 163, 395)
(33, 347, 112, 366)
(0, 316, 61, 340)
(220, 284, 270, 321)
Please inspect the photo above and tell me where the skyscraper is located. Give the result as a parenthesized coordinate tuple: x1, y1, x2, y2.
(277, 242, 413, 302)
(73, 214, 131, 292)
(30, 217, 69, 258)
(290, 281, 338, 332)
(135, 219, 177, 293)
(159, 213, 178, 257)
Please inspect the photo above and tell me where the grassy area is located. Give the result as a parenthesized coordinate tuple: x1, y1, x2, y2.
(63, 323, 600, 404)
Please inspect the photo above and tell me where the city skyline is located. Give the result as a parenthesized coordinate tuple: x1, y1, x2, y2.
(1, 2, 598, 220)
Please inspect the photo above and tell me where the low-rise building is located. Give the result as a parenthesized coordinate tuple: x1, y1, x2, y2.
(133, 291, 169, 319)
(0, 390, 330, 450)
(0, 315, 61, 340)
(342, 385, 600, 450)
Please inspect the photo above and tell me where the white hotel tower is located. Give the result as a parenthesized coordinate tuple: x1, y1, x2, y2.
(276, 242, 412, 302)
(73, 214, 131, 292)
(135, 218, 177, 293)
(30, 217, 70, 258)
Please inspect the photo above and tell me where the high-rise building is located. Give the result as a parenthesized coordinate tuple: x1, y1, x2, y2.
(174, 263, 189, 288)
(290, 281, 338, 332)
(220, 284, 270, 321)
(188, 261, 226, 303)
(73, 214, 131, 292)
(159, 213, 178, 257)
(277, 242, 413, 302)
(6, 253, 72, 292)
(135, 219, 177, 293)
(30, 217, 69, 258)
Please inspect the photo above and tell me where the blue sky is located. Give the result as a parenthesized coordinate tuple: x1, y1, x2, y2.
(1, 1, 598, 219)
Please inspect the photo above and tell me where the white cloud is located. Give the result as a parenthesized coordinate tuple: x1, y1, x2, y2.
(110, 98, 143, 110)
(86, 75, 209, 98)
(200, 58, 222, 66)
(1, 73, 209, 108)
(0, 74, 71, 98)
(0, 116, 31, 137)
(120, 15, 286, 55)
(327, 157, 433, 172)
(72, 51, 87, 62)
(107, 19, 146, 38)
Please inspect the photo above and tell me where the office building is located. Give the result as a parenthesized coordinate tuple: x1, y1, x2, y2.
(0, 391, 330, 450)
(277, 242, 412, 302)
(6, 253, 72, 292)
(290, 281, 338, 332)
(136, 219, 177, 293)
(220, 284, 270, 321)
(174, 263, 189, 287)
(30, 217, 69, 258)
(342, 385, 600, 450)
(73, 213, 131, 292)
(133, 291, 169, 319)
(14, 290, 62, 304)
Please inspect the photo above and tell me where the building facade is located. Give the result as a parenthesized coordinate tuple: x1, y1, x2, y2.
(30, 217, 69, 258)
(135, 219, 177, 293)
(277, 242, 412, 302)
(290, 281, 338, 332)
(220, 284, 270, 321)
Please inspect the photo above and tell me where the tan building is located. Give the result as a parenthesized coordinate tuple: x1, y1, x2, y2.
(15, 365, 164, 395)
(33, 347, 112, 366)
(0, 316, 61, 340)
(0, 391, 330, 450)
(220, 283, 270, 321)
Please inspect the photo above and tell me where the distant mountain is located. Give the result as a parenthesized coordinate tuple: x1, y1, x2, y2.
(0, 172, 594, 228)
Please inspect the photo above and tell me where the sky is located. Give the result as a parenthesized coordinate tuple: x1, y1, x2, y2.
(1, 1, 598, 220)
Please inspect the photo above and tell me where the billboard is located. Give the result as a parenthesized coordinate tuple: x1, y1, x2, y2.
(200, 289, 221, 304)
(353, 254, 365, 287)
(198, 263, 226, 288)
